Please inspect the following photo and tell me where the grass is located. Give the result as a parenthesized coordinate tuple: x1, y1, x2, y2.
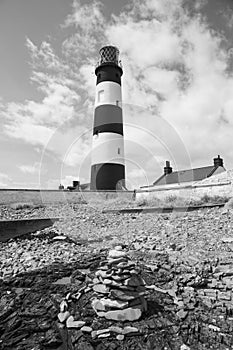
(135, 194, 230, 208)
(9, 202, 46, 210)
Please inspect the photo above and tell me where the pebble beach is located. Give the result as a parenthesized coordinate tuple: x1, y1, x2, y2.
(1, 202, 233, 349)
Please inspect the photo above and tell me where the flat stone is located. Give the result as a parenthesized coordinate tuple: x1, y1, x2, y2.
(177, 309, 188, 320)
(53, 277, 72, 285)
(98, 333, 111, 338)
(65, 292, 72, 301)
(100, 298, 128, 309)
(92, 299, 105, 312)
(116, 334, 125, 340)
(93, 284, 109, 294)
(97, 306, 142, 321)
(96, 329, 111, 335)
(81, 326, 93, 333)
(91, 331, 97, 339)
(116, 261, 135, 268)
(180, 344, 190, 350)
(129, 297, 147, 311)
(102, 278, 113, 285)
(114, 245, 123, 251)
(123, 326, 139, 334)
(93, 277, 100, 284)
(66, 316, 86, 329)
(109, 326, 123, 334)
(58, 311, 70, 323)
(60, 300, 68, 312)
(110, 289, 141, 301)
(92, 297, 128, 312)
(124, 276, 145, 287)
(111, 274, 131, 281)
(95, 270, 113, 278)
(108, 249, 127, 259)
(108, 257, 128, 266)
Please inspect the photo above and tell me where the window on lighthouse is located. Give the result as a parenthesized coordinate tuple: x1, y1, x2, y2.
(118, 148, 120, 155)
(98, 90, 104, 102)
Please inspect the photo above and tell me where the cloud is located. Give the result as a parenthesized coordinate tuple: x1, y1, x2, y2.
(104, 0, 233, 176)
(0, 173, 11, 188)
(19, 162, 42, 174)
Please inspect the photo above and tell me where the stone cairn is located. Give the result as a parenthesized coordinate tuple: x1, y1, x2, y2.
(91, 245, 147, 322)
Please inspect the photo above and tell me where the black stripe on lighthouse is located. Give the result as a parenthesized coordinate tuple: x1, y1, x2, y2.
(93, 105, 123, 135)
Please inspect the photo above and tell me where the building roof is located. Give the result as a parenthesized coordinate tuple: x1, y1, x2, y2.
(153, 165, 222, 186)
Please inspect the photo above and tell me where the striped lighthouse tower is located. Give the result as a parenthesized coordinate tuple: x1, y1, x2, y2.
(90, 46, 125, 190)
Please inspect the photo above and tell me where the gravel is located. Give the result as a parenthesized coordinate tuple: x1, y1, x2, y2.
(0, 202, 233, 349)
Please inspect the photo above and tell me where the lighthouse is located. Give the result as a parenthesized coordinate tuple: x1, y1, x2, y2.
(90, 46, 125, 190)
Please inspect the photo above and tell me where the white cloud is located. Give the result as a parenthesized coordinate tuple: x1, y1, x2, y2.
(19, 162, 41, 174)
(0, 173, 11, 188)
(104, 0, 233, 177)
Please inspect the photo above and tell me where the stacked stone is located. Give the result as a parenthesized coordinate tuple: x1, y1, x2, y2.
(91, 246, 147, 321)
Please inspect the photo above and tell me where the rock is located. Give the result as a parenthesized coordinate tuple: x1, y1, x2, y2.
(102, 278, 113, 285)
(91, 330, 97, 339)
(111, 274, 131, 281)
(92, 297, 128, 311)
(180, 344, 190, 350)
(92, 299, 106, 311)
(108, 257, 128, 266)
(81, 326, 93, 333)
(96, 329, 111, 335)
(93, 284, 109, 294)
(60, 300, 68, 312)
(177, 309, 188, 320)
(124, 276, 145, 287)
(116, 334, 124, 340)
(58, 311, 70, 323)
(53, 276, 72, 285)
(66, 316, 86, 329)
(100, 298, 128, 309)
(116, 261, 135, 268)
(96, 306, 142, 321)
(114, 245, 123, 251)
(208, 324, 220, 332)
(108, 249, 127, 259)
(109, 326, 123, 334)
(98, 332, 111, 338)
(123, 326, 139, 334)
(95, 270, 112, 278)
(110, 288, 143, 301)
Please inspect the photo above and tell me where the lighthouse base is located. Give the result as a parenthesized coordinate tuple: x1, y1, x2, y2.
(90, 163, 125, 190)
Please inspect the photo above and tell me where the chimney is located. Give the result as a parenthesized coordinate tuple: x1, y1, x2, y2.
(73, 180, 80, 189)
(164, 161, 173, 175)
(213, 155, 223, 167)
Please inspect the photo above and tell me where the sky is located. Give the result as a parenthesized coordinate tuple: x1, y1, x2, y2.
(0, 0, 233, 189)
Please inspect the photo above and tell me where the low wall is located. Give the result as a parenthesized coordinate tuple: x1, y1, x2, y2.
(136, 182, 233, 202)
(0, 189, 135, 205)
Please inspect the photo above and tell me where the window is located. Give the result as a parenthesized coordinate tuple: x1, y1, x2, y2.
(118, 148, 120, 155)
(98, 90, 104, 102)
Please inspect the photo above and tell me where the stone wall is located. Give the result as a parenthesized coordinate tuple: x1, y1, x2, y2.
(0, 189, 134, 205)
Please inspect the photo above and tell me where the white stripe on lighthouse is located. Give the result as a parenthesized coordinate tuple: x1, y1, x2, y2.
(91, 132, 124, 166)
(95, 81, 122, 107)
